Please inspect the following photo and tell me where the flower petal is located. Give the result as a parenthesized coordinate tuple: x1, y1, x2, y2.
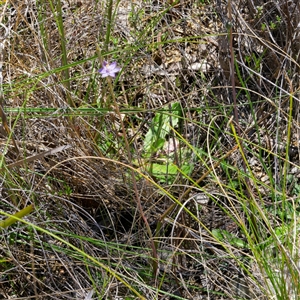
(98, 61, 120, 78)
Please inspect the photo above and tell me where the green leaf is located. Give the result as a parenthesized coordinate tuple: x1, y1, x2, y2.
(152, 163, 176, 174)
(212, 229, 248, 249)
(143, 102, 182, 157)
(151, 161, 193, 183)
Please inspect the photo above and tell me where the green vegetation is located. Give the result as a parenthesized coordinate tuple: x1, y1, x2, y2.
(0, 0, 300, 299)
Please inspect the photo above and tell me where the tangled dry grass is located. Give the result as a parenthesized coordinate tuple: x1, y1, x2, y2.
(1, 0, 300, 299)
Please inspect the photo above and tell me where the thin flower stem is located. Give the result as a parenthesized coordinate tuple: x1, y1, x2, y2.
(106, 78, 159, 279)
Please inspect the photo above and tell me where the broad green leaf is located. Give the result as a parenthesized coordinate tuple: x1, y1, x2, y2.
(143, 102, 182, 156)
(151, 162, 193, 183)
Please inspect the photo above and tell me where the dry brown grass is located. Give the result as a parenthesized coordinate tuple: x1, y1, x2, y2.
(0, 0, 300, 299)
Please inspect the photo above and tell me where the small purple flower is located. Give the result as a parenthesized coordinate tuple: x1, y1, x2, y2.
(98, 61, 121, 78)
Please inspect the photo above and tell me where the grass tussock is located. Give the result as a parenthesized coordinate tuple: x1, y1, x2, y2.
(1, 0, 300, 299)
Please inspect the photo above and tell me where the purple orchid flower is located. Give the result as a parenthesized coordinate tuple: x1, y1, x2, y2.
(98, 61, 121, 78)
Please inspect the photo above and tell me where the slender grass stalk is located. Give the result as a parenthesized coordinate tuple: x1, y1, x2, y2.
(0, 204, 34, 228)
(36, 0, 49, 63)
(104, 0, 113, 53)
(227, 0, 260, 244)
(48, 0, 74, 107)
(281, 89, 294, 219)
